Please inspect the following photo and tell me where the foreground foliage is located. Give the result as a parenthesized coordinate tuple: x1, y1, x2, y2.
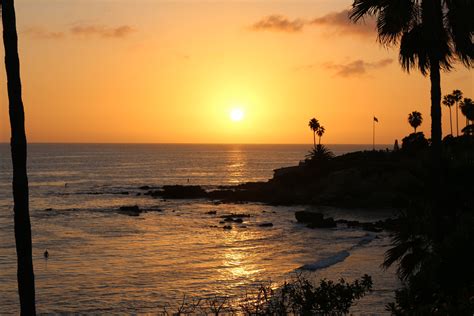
(383, 141, 474, 314)
(160, 274, 372, 315)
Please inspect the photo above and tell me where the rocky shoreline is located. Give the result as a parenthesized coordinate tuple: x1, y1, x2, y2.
(138, 149, 424, 210)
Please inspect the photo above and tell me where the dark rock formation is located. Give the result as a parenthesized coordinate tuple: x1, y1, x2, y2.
(295, 211, 336, 228)
(118, 205, 142, 216)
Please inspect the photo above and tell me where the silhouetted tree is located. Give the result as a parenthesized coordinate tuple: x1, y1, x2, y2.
(442, 94, 455, 136)
(460, 98, 474, 135)
(451, 89, 463, 136)
(350, 0, 473, 161)
(308, 118, 320, 147)
(408, 111, 423, 133)
(316, 125, 325, 145)
(2, 1, 36, 314)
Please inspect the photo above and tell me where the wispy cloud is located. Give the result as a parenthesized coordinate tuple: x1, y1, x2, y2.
(251, 15, 305, 33)
(251, 9, 375, 36)
(22, 27, 65, 39)
(323, 58, 393, 77)
(70, 24, 136, 38)
(309, 9, 375, 36)
(22, 24, 136, 40)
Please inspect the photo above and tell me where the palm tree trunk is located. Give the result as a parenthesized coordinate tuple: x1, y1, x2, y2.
(430, 60, 442, 163)
(2, 0, 36, 314)
(456, 102, 459, 136)
(313, 132, 316, 147)
(318, 136, 321, 145)
(449, 107, 453, 135)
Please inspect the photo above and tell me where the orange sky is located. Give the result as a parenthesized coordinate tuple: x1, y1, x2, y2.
(0, 0, 472, 144)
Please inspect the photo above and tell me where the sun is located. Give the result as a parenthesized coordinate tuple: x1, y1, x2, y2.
(230, 108, 245, 122)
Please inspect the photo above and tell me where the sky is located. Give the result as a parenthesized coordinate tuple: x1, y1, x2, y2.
(0, 0, 472, 144)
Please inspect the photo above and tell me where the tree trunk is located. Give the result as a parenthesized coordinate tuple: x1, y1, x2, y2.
(456, 102, 459, 136)
(430, 60, 442, 163)
(2, 0, 36, 314)
(449, 107, 452, 135)
(313, 132, 316, 147)
(318, 136, 321, 145)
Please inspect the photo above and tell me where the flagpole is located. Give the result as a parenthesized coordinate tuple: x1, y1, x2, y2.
(373, 116, 375, 151)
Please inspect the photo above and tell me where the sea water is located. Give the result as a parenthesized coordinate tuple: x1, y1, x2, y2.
(0, 144, 397, 314)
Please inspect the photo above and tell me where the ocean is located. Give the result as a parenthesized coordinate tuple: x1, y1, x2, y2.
(0, 144, 397, 314)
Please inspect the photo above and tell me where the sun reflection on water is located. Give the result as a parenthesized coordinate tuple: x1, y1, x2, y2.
(226, 148, 247, 184)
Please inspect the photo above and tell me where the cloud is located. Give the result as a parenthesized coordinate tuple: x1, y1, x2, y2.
(309, 9, 375, 36)
(251, 15, 305, 33)
(324, 58, 393, 77)
(70, 24, 136, 38)
(22, 27, 65, 39)
(251, 9, 375, 36)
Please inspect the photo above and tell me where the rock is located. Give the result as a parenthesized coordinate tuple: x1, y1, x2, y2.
(118, 205, 142, 216)
(361, 222, 383, 233)
(307, 217, 336, 228)
(234, 218, 244, 224)
(223, 225, 232, 230)
(147, 208, 163, 212)
(161, 185, 207, 199)
(295, 211, 336, 228)
(206, 211, 217, 215)
(224, 217, 234, 222)
(295, 211, 324, 223)
(136, 193, 141, 196)
(259, 222, 273, 227)
(119, 191, 129, 195)
(139, 185, 151, 190)
(220, 213, 250, 219)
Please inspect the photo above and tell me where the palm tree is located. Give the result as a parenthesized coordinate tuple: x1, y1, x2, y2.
(316, 126, 325, 145)
(442, 94, 454, 136)
(460, 98, 474, 135)
(451, 90, 463, 136)
(2, 0, 36, 314)
(408, 111, 423, 133)
(308, 118, 320, 147)
(350, 0, 473, 160)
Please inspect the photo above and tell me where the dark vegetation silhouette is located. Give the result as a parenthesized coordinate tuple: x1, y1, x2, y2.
(305, 144, 334, 165)
(383, 147, 474, 314)
(401, 132, 429, 152)
(442, 94, 455, 135)
(349, 2, 473, 309)
(460, 97, 474, 135)
(452, 89, 463, 136)
(1, 0, 36, 314)
(350, 0, 473, 163)
(308, 118, 320, 147)
(316, 125, 325, 145)
(407, 111, 423, 133)
(161, 274, 372, 315)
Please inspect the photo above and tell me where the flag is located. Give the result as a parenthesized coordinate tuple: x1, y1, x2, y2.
(373, 116, 378, 122)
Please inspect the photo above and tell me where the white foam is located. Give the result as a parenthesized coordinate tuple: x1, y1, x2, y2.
(298, 251, 350, 271)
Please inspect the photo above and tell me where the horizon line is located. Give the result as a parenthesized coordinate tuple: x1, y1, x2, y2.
(0, 142, 392, 146)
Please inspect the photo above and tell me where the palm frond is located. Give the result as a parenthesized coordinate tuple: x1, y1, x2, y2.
(445, 0, 474, 67)
(377, 0, 418, 45)
(350, 0, 385, 22)
(399, 25, 430, 74)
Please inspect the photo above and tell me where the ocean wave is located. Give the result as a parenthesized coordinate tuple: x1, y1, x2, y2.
(297, 233, 376, 272)
(298, 251, 350, 271)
